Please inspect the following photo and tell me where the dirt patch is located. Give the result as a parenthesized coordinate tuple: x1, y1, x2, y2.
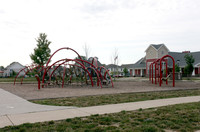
(0, 80, 199, 100)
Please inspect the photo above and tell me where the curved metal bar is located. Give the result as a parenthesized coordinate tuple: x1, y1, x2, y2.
(46, 47, 83, 67)
(75, 59, 96, 69)
(99, 66, 114, 87)
(48, 59, 94, 87)
(151, 59, 161, 85)
(20, 65, 45, 85)
(14, 66, 29, 85)
(91, 57, 98, 68)
(42, 47, 84, 88)
(159, 55, 175, 87)
(87, 67, 102, 88)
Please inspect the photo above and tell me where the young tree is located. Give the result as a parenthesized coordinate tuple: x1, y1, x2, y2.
(0, 66, 4, 70)
(184, 54, 195, 75)
(30, 33, 51, 66)
(175, 64, 180, 72)
(123, 67, 129, 77)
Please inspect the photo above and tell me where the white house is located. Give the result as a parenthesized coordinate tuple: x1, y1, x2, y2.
(3, 62, 25, 77)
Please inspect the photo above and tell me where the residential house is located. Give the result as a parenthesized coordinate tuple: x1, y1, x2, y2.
(121, 64, 134, 76)
(132, 57, 146, 77)
(106, 44, 200, 77)
(3, 62, 25, 77)
(133, 44, 200, 77)
(0, 71, 3, 77)
(168, 51, 200, 76)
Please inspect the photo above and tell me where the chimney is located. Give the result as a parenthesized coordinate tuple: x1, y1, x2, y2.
(182, 51, 190, 53)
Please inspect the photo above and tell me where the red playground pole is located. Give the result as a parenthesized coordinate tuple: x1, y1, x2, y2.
(165, 60, 168, 85)
(159, 55, 175, 87)
(35, 74, 40, 90)
(154, 62, 157, 84)
(152, 63, 153, 84)
(149, 64, 151, 81)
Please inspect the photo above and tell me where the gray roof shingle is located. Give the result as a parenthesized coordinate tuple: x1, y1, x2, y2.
(133, 57, 146, 68)
(168, 51, 200, 68)
(151, 44, 164, 50)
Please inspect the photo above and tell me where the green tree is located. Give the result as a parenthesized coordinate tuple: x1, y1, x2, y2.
(10, 70, 17, 77)
(30, 33, 51, 66)
(123, 67, 128, 77)
(175, 64, 180, 72)
(0, 66, 4, 70)
(184, 54, 195, 75)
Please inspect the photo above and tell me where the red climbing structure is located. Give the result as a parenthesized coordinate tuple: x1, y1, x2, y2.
(14, 47, 114, 90)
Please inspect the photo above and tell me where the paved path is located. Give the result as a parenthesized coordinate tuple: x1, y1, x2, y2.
(0, 88, 200, 128)
(0, 89, 75, 116)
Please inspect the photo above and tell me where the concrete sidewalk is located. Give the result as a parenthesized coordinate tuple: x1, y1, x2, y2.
(0, 89, 200, 128)
(0, 89, 75, 116)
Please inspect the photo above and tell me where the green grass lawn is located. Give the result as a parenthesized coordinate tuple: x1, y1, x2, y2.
(182, 77, 200, 81)
(1, 102, 199, 132)
(31, 89, 200, 107)
(0, 77, 37, 83)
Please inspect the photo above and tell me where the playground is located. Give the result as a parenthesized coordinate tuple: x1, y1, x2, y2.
(1, 78, 200, 100)
(1, 48, 199, 100)
(14, 47, 114, 90)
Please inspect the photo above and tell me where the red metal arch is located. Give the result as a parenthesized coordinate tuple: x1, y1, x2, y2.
(76, 59, 113, 88)
(42, 47, 84, 87)
(46, 47, 83, 67)
(43, 59, 94, 88)
(91, 57, 98, 68)
(14, 47, 114, 89)
(149, 58, 169, 86)
(159, 55, 175, 87)
(14, 66, 29, 85)
(20, 65, 45, 85)
(99, 66, 114, 87)
(48, 60, 94, 88)
(75, 59, 96, 69)
(87, 67, 102, 88)
(154, 59, 161, 84)
(44, 58, 97, 86)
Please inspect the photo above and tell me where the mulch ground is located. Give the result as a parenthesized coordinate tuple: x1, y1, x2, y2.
(0, 80, 200, 100)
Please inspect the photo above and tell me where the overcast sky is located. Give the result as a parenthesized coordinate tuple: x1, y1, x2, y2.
(1, 0, 200, 67)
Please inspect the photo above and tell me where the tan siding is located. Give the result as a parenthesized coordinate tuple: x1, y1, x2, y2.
(158, 46, 169, 58)
(146, 47, 157, 60)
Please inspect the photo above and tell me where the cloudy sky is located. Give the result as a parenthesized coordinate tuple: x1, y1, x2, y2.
(1, 0, 200, 67)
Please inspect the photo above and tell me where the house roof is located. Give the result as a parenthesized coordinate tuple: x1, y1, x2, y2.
(105, 64, 118, 69)
(145, 44, 169, 52)
(121, 64, 134, 68)
(5, 62, 25, 69)
(168, 51, 200, 68)
(133, 57, 146, 69)
(152, 44, 163, 50)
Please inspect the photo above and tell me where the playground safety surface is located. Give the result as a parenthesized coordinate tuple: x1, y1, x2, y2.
(0, 78, 200, 100)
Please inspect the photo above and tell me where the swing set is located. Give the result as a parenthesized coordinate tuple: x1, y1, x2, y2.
(149, 55, 175, 87)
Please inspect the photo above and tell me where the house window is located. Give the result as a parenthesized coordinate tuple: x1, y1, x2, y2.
(162, 50, 164, 55)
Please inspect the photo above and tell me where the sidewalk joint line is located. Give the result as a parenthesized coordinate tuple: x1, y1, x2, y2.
(75, 108, 93, 115)
(6, 115, 14, 126)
